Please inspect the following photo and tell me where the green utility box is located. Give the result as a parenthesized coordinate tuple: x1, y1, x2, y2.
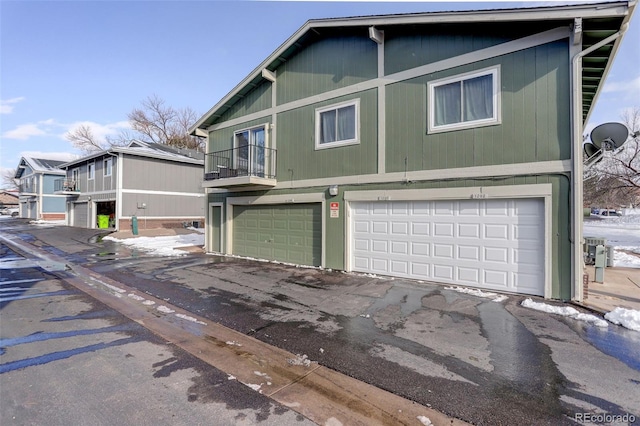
(98, 215, 109, 229)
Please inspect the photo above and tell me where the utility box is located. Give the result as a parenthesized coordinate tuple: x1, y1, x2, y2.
(132, 215, 138, 235)
(584, 237, 607, 265)
(594, 244, 606, 282)
(606, 245, 615, 267)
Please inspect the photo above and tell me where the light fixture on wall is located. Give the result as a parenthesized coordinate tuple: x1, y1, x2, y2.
(328, 185, 339, 196)
(88, 196, 91, 201)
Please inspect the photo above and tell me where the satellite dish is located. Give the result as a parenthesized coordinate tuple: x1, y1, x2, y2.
(590, 122, 630, 150)
(583, 141, 599, 158)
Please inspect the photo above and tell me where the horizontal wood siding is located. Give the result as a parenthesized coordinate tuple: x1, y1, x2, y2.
(276, 90, 378, 181)
(122, 156, 203, 193)
(277, 36, 377, 105)
(122, 193, 204, 218)
(385, 40, 570, 173)
(216, 80, 272, 123)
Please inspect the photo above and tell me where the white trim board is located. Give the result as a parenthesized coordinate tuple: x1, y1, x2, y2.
(121, 189, 205, 197)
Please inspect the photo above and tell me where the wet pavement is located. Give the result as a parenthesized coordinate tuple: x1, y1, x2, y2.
(2, 218, 639, 425)
(0, 234, 313, 426)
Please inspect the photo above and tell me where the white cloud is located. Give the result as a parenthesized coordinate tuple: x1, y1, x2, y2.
(0, 97, 26, 114)
(2, 118, 131, 143)
(3, 123, 47, 140)
(65, 120, 131, 142)
(602, 75, 640, 94)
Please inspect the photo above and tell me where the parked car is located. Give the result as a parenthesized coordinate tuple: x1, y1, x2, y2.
(1, 207, 19, 216)
(600, 210, 621, 216)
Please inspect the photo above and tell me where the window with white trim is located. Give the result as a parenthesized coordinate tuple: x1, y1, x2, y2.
(88, 162, 95, 180)
(104, 158, 112, 177)
(428, 67, 500, 133)
(315, 99, 359, 149)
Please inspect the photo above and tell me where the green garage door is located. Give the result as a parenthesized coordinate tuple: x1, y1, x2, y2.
(233, 203, 322, 266)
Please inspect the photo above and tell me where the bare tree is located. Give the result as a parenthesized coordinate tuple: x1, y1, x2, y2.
(2, 168, 19, 190)
(128, 95, 203, 151)
(584, 106, 640, 208)
(65, 95, 203, 153)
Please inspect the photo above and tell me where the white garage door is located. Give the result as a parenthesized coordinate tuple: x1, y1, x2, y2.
(351, 198, 545, 296)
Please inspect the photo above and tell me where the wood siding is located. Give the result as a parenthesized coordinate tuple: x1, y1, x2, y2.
(122, 156, 202, 193)
(217, 80, 272, 123)
(277, 36, 377, 105)
(385, 40, 570, 173)
(122, 192, 204, 218)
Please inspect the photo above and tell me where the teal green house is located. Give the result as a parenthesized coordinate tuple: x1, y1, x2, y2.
(191, 2, 635, 301)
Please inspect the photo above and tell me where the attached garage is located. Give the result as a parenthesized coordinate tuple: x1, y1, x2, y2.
(350, 198, 545, 296)
(232, 203, 322, 266)
(72, 202, 89, 228)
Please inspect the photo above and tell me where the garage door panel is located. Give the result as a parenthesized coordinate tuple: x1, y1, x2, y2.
(458, 245, 479, 261)
(434, 265, 454, 280)
(457, 267, 480, 284)
(434, 222, 454, 237)
(411, 242, 429, 256)
(485, 224, 509, 239)
(458, 223, 480, 238)
(351, 198, 544, 296)
(484, 247, 509, 263)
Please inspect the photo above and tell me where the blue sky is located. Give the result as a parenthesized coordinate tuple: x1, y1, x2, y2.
(1, 1, 638, 186)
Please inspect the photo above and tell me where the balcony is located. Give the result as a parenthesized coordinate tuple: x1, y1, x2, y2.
(54, 178, 81, 195)
(18, 184, 38, 195)
(203, 144, 277, 189)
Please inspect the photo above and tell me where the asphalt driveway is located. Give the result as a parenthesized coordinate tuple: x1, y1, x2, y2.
(3, 219, 639, 425)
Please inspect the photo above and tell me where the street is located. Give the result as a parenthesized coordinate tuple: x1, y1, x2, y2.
(1, 218, 639, 425)
(0, 232, 315, 426)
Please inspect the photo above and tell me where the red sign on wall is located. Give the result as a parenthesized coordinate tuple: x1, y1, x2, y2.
(330, 202, 339, 218)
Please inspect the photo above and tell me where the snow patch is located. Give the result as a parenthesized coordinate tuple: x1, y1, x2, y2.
(103, 232, 204, 257)
(142, 300, 155, 306)
(127, 293, 145, 301)
(605, 307, 640, 331)
(175, 313, 206, 325)
(225, 341, 242, 347)
(157, 305, 175, 314)
(445, 286, 508, 302)
(287, 354, 312, 367)
(227, 374, 236, 381)
(417, 416, 433, 426)
(521, 299, 608, 327)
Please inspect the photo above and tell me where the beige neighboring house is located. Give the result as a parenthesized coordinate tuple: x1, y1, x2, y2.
(56, 141, 205, 231)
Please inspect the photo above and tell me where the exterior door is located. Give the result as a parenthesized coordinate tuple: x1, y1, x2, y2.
(72, 202, 89, 228)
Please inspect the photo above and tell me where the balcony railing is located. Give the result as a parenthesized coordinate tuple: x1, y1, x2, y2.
(54, 178, 81, 193)
(204, 145, 276, 187)
(18, 184, 38, 194)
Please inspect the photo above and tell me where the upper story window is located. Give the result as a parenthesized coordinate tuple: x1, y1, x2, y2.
(428, 66, 500, 134)
(315, 99, 359, 150)
(104, 158, 112, 177)
(88, 162, 95, 180)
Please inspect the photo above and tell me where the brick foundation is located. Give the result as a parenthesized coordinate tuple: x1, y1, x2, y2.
(583, 273, 589, 300)
(118, 218, 204, 231)
(41, 213, 65, 220)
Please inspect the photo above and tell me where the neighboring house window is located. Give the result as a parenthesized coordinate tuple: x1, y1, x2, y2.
(234, 125, 266, 175)
(315, 99, 359, 150)
(88, 162, 95, 180)
(428, 66, 500, 133)
(104, 158, 112, 176)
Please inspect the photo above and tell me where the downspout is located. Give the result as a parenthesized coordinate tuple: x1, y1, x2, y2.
(570, 23, 628, 301)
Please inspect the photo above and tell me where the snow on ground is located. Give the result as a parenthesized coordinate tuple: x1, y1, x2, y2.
(445, 286, 508, 302)
(605, 307, 640, 332)
(521, 298, 609, 327)
(584, 214, 640, 268)
(104, 228, 204, 256)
